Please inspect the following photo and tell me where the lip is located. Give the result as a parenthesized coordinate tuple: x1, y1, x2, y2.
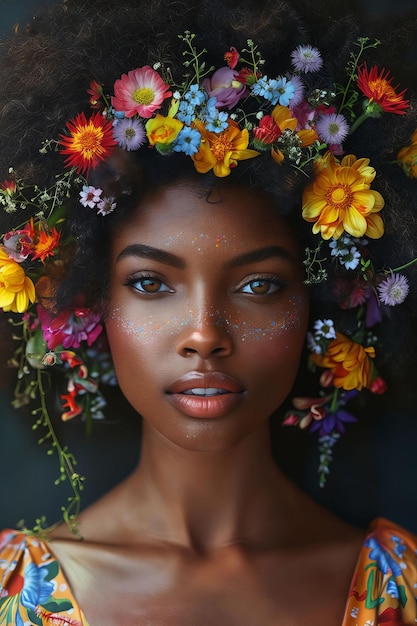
(166, 371, 245, 419)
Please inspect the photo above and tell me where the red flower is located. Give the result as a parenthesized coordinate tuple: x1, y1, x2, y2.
(0, 179, 17, 195)
(87, 79, 103, 109)
(224, 46, 239, 69)
(61, 389, 83, 421)
(59, 111, 116, 174)
(253, 115, 281, 147)
(357, 63, 409, 114)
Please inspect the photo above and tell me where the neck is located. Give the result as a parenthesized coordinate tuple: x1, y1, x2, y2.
(126, 421, 302, 553)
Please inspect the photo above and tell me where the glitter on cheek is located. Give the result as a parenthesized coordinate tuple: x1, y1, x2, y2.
(107, 307, 193, 344)
(208, 295, 303, 343)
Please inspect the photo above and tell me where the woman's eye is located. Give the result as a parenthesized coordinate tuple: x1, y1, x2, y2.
(239, 278, 283, 295)
(127, 276, 172, 294)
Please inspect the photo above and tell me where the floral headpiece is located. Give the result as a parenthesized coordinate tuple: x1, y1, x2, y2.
(1, 33, 416, 533)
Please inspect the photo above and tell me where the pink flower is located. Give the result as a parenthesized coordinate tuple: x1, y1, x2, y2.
(2, 230, 34, 262)
(111, 66, 172, 118)
(202, 67, 246, 109)
(38, 304, 103, 350)
(369, 376, 387, 395)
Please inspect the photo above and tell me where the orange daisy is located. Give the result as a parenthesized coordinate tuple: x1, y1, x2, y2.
(59, 111, 116, 174)
(311, 332, 375, 391)
(302, 152, 384, 240)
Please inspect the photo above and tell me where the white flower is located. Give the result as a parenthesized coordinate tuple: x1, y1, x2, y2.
(313, 319, 336, 340)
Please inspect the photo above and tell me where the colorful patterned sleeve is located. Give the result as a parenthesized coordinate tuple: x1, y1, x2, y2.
(342, 518, 417, 625)
(0, 529, 89, 626)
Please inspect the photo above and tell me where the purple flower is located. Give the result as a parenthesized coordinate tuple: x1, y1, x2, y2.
(286, 74, 305, 107)
(310, 409, 357, 435)
(377, 273, 409, 306)
(291, 45, 323, 73)
(113, 117, 146, 151)
(316, 112, 349, 145)
(202, 67, 246, 109)
(97, 196, 116, 216)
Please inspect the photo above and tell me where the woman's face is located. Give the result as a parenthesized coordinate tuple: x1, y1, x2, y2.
(105, 181, 309, 451)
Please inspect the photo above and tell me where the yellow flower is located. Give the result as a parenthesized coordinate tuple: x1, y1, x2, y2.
(302, 152, 384, 240)
(311, 332, 375, 391)
(397, 129, 417, 178)
(0, 248, 36, 313)
(145, 114, 183, 146)
(192, 120, 259, 177)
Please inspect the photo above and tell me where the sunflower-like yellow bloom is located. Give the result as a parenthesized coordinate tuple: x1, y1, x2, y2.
(192, 120, 259, 177)
(0, 248, 36, 313)
(397, 129, 417, 179)
(311, 332, 375, 391)
(302, 152, 385, 240)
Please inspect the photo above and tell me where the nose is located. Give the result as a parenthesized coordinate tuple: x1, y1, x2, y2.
(175, 310, 233, 360)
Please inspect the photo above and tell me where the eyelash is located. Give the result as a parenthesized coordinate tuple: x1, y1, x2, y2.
(124, 273, 287, 296)
(238, 275, 287, 296)
(124, 273, 173, 295)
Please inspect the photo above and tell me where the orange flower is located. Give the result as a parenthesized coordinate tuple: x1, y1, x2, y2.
(59, 111, 116, 174)
(311, 332, 375, 391)
(357, 63, 409, 115)
(302, 152, 384, 240)
(0, 248, 36, 313)
(32, 227, 61, 263)
(397, 129, 417, 178)
(192, 120, 259, 177)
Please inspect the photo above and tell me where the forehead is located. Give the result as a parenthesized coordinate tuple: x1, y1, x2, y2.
(111, 181, 300, 256)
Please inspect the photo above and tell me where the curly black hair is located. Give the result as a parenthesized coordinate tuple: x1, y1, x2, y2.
(1, 0, 417, 385)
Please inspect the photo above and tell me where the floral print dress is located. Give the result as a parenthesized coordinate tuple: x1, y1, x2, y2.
(0, 518, 416, 625)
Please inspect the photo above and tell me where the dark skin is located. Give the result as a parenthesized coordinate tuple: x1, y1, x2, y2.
(51, 182, 364, 625)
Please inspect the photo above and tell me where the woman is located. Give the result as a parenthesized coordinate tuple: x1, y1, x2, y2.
(1, 0, 417, 623)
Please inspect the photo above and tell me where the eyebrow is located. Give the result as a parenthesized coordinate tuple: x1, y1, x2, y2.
(224, 245, 293, 269)
(116, 243, 292, 270)
(116, 244, 186, 269)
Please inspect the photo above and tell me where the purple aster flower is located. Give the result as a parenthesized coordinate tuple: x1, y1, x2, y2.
(113, 118, 146, 151)
(287, 74, 305, 107)
(291, 45, 323, 73)
(377, 273, 409, 306)
(79, 185, 102, 208)
(97, 196, 116, 216)
(316, 113, 349, 145)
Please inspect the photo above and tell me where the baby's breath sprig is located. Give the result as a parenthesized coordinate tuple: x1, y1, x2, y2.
(239, 39, 265, 77)
(304, 241, 328, 284)
(178, 31, 214, 90)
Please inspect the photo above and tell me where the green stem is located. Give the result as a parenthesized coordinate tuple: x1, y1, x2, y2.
(391, 256, 417, 273)
(349, 110, 370, 135)
(36, 369, 83, 537)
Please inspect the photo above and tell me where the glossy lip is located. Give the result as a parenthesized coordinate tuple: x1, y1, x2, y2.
(166, 371, 246, 419)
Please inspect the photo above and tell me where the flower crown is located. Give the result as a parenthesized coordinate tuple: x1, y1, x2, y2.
(1, 33, 416, 534)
